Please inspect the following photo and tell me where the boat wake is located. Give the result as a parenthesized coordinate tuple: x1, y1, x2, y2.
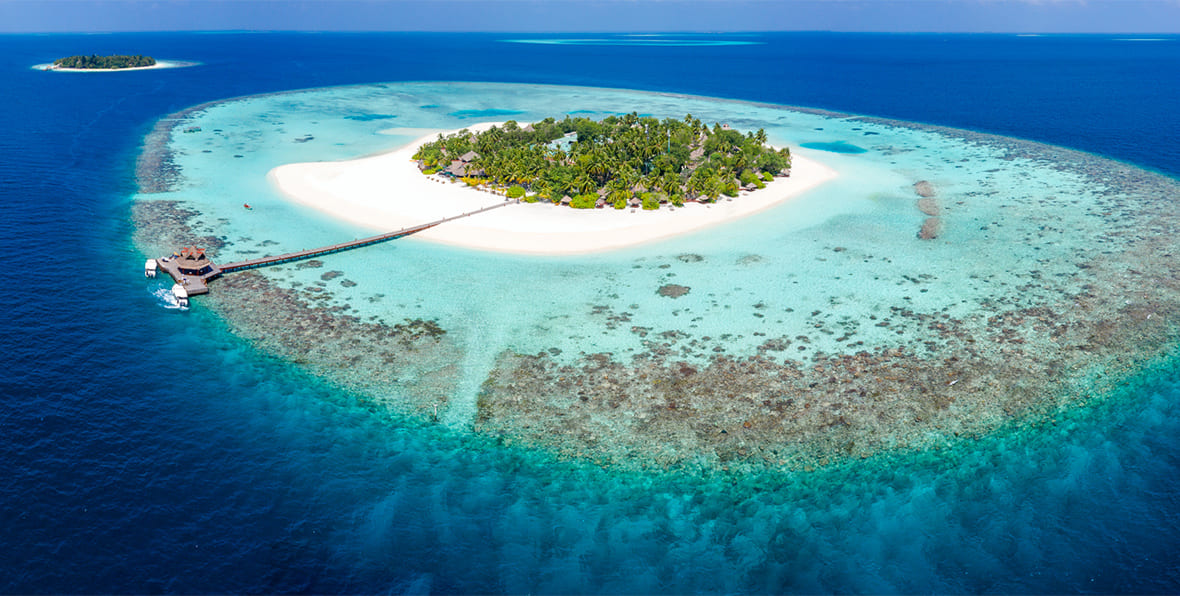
(151, 285, 187, 310)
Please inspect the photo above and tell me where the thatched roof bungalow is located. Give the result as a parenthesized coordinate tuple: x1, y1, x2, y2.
(176, 246, 214, 276)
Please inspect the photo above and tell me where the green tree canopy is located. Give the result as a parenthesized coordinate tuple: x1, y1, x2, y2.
(53, 54, 156, 69)
(413, 113, 792, 210)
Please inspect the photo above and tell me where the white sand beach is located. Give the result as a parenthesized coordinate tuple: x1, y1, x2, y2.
(268, 123, 838, 255)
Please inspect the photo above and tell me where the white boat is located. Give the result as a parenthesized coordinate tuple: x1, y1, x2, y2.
(144, 259, 158, 278)
(171, 283, 189, 308)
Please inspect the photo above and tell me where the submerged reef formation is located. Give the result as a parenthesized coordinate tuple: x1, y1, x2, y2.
(134, 202, 461, 422)
(476, 279, 1179, 472)
(134, 90, 1180, 473)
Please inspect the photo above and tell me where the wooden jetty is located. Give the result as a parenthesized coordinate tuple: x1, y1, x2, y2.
(146, 200, 516, 306)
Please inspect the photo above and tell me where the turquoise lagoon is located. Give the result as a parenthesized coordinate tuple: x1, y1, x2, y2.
(135, 82, 1180, 473)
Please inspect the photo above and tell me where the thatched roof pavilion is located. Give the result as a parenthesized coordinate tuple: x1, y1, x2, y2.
(176, 247, 214, 276)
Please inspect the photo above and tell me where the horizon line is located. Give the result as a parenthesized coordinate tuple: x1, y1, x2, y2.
(5, 29, 1180, 36)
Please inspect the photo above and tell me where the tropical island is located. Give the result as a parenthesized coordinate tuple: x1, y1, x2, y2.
(412, 113, 792, 209)
(270, 119, 834, 254)
(50, 54, 156, 70)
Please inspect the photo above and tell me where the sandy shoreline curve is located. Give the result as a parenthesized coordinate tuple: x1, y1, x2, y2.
(268, 122, 838, 255)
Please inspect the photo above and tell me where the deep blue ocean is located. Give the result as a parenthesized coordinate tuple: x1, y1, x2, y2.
(3, 32, 1180, 593)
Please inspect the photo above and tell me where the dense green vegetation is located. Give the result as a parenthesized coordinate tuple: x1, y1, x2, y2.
(52, 54, 156, 69)
(413, 113, 791, 209)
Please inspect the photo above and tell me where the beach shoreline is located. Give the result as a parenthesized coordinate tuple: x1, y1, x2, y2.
(268, 123, 838, 255)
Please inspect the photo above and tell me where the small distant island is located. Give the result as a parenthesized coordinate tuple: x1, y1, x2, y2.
(413, 113, 792, 209)
(51, 54, 156, 70)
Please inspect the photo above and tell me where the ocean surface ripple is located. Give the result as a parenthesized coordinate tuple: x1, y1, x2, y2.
(2, 32, 1179, 593)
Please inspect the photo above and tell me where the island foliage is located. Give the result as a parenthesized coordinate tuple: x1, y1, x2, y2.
(413, 113, 791, 209)
(53, 54, 156, 70)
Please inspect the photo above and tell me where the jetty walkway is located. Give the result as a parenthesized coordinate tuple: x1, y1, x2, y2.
(146, 199, 517, 305)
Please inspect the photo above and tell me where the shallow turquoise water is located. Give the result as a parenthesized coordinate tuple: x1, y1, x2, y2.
(800, 140, 868, 153)
(141, 83, 1125, 436)
(9, 32, 1180, 593)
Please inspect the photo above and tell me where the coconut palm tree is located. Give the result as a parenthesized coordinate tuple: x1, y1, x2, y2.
(574, 172, 597, 195)
(586, 148, 613, 183)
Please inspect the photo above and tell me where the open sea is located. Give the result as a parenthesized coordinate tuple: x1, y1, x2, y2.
(3, 32, 1180, 593)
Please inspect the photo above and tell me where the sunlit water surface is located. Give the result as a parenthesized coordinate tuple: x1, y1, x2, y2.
(5, 33, 1180, 593)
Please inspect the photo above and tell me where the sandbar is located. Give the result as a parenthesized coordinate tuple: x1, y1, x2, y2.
(268, 123, 838, 255)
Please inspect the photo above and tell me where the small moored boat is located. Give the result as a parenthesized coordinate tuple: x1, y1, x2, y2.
(171, 283, 189, 308)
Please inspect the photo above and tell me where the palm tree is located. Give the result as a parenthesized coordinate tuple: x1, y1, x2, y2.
(586, 148, 612, 183)
(616, 164, 640, 190)
(574, 172, 597, 194)
(659, 171, 681, 196)
(732, 145, 751, 172)
(638, 138, 662, 172)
